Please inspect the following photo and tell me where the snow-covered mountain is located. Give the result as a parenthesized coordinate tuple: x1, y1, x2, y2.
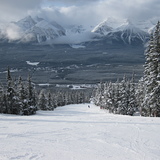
(0, 16, 158, 45)
(2, 16, 66, 43)
(92, 20, 113, 36)
(15, 16, 36, 31)
(92, 19, 150, 45)
(25, 19, 65, 43)
(92, 17, 125, 35)
(108, 20, 149, 44)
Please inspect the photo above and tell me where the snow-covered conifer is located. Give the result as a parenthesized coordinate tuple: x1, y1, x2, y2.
(38, 90, 47, 110)
(143, 21, 160, 117)
(47, 92, 54, 110)
(6, 67, 15, 114)
(128, 73, 138, 115)
(136, 78, 145, 116)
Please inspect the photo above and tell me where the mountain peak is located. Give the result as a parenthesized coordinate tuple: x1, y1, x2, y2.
(16, 15, 36, 31)
(92, 20, 113, 36)
(25, 18, 66, 43)
(0, 15, 155, 46)
(116, 19, 148, 34)
(110, 20, 149, 44)
(125, 19, 133, 25)
(91, 17, 149, 45)
(34, 16, 44, 23)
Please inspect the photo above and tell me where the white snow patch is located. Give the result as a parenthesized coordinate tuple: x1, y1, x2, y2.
(69, 85, 85, 90)
(56, 84, 95, 89)
(38, 83, 51, 87)
(0, 104, 160, 160)
(70, 44, 86, 49)
(26, 61, 40, 66)
(0, 69, 18, 73)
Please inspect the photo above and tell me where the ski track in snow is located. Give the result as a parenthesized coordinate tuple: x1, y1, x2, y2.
(0, 104, 160, 160)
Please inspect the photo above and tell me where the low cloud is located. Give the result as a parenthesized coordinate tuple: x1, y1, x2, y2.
(0, 0, 159, 43)
(5, 23, 23, 41)
(29, 0, 160, 27)
(0, 23, 35, 42)
(0, 0, 159, 25)
(53, 31, 95, 44)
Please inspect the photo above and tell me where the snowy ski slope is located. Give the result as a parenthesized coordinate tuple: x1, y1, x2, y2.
(0, 104, 160, 160)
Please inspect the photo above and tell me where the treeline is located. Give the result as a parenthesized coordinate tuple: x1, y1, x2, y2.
(0, 68, 91, 115)
(93, 21, 160, 117)
(93, 75, 159, 117)
(0, 68, 37, 115)
(38, 88, 92, 110)
(93, 75, 138, 116)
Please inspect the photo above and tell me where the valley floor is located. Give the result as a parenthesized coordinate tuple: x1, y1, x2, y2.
(0, 104, 160, 160)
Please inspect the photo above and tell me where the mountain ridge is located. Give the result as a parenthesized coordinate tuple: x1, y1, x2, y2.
(0, 16, 157, 46)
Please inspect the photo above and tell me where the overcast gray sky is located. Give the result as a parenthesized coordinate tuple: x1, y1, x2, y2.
(0, 0, 159, 26)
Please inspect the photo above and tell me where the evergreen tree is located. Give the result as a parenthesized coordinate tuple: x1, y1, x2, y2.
(143, 21, 160, 117)
(114, 80, 121, 114)
(28, 74, 34, 106)
(118, 75, 130, 115)
(6, 67, 15, 114)
(105, 82, 115, 112)
(136, 78, 145, 116)
(128, 73, 138, 115)
(94, 82, 105, 108)
(17, 77, 28, 115)
(2, 94, 8, 113)
(25, 74, 36, 115)
(38, 90, 47, 110)
(47, 92, 54, 110)
(0, 83, 3, 113)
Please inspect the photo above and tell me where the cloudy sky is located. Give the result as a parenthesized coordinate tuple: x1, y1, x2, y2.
(0, 0, 159, 26)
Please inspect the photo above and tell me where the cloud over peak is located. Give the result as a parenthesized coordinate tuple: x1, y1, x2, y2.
(0, 0, 159, 27)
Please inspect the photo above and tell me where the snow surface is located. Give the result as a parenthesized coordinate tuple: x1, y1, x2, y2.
(0, 69, 18, 73)
(38, 83, 51, 87)
(26, 61, 40, 66)
(0, 104, 160, 160)
(70, 44, 86, 49)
